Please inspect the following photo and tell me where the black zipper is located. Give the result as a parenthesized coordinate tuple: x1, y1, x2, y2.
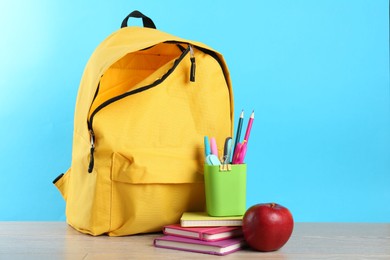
(86, 44, 194, 173)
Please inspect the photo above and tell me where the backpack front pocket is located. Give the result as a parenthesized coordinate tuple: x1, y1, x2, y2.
(109, 152, 205, 236)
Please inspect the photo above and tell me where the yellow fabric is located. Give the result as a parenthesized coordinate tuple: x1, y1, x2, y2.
(54, 26, 234, 236)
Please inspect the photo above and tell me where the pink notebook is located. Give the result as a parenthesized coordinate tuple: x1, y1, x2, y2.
(163, 224, 242, 241)
(154, 235, 245, 256)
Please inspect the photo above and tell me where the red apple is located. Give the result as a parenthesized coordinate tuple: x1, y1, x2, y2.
(242, 203, 294, 252)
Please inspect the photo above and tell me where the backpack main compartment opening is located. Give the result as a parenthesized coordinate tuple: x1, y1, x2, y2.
(89, 42, 185, 116)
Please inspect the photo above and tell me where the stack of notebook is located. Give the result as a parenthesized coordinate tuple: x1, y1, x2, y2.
(153, 212, 245, 256)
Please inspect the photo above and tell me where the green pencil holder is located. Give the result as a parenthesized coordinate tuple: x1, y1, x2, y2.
(204, 164, 247, 217)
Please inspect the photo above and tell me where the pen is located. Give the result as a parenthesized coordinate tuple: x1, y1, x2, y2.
(232, 110, 244, 161)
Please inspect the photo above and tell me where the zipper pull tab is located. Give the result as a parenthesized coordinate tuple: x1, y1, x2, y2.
(189, 45, 196, 82)
(88, 130, 95, 173)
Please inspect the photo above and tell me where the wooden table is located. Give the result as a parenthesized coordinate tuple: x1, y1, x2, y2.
(0, 222, 389, 259)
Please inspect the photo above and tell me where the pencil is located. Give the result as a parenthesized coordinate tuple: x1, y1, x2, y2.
(244, 110, 254, 142)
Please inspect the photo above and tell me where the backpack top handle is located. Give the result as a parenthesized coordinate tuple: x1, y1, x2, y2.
(121, 10, 156, 29)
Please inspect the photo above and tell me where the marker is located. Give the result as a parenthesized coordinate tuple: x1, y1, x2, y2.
(232, 110, 244, 161)
(223, 137, 233, 165)
(232, 142, 243, 164)
(204, 136, 211, 157)
(236, 141, 247, 164)
(210, 137, 218, 157)
(206, 154, 221, 166)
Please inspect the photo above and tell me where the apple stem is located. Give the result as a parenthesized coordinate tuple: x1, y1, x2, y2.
(271, 203, 276, 208)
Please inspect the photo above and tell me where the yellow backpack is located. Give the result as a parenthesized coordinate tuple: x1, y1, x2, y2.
(53, 10, 234, 236)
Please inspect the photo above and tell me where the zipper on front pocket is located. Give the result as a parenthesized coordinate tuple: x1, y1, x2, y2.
(86, 43, 194, 173)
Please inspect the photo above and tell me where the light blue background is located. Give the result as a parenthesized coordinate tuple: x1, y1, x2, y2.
(0, 0, 388, 222)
